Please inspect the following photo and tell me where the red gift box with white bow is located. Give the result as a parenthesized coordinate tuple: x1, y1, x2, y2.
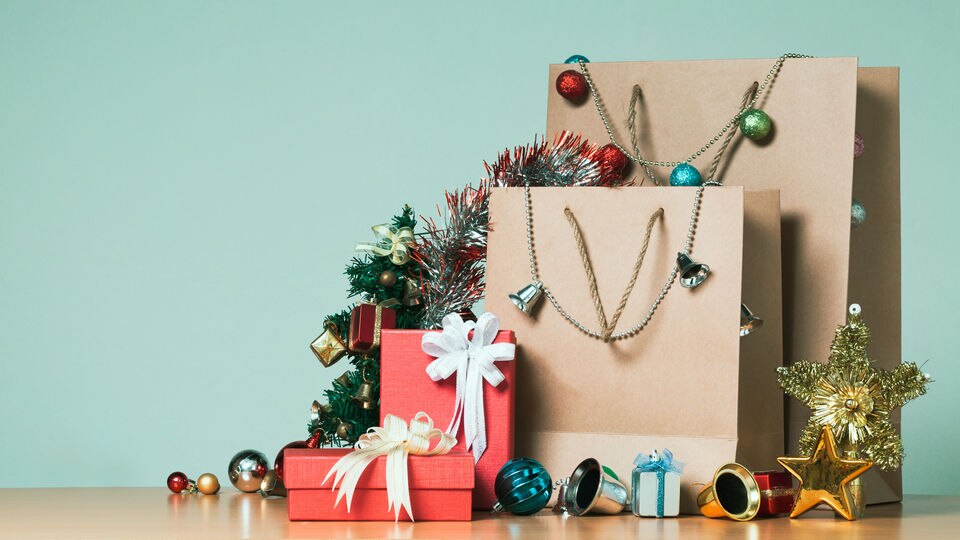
(379, 312, 517, 510)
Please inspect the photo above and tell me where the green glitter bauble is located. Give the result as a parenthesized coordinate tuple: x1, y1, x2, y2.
(739, 108, 772, 141)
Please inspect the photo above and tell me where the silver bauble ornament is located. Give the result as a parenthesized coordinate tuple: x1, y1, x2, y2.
(227, 449, 269, 493)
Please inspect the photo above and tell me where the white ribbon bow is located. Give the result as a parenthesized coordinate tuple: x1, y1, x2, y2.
(422, 312, 516, 463)
(322, 412, 456, 522)
(355, 224, 415, 265)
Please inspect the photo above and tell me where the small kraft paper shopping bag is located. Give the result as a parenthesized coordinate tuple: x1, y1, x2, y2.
(544, 57, 902, 503)
(485, 185, 783, 514)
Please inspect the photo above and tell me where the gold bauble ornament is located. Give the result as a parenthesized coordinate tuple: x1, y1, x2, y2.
(777, 425, 873, 520)
(196, 473, 220, 495)
(378, 270, 398, 288)
(336, 421, 352, 439)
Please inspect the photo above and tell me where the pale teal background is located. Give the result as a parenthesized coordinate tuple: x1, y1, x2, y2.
(0, 1, 956, 494)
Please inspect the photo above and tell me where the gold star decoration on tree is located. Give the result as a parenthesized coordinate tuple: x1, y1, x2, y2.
(777, 425, 873, 520)
(778, 304, 931, 470)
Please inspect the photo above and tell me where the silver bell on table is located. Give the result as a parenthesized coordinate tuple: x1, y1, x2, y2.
(564, 458, 629, 516)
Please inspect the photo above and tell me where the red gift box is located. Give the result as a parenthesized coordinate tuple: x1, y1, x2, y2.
(348, 302, 396, 353)
(284, 448, 474, 521)
(379, 328, 516, 510)
(754, 470, 795, 516)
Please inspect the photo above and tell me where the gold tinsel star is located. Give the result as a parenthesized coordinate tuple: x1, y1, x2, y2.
(778, 304, 931, 470)
(778, 425, 873, 520)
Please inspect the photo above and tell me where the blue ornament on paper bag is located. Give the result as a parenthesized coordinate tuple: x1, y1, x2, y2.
(632, 449, 684, 517)
(492, 458, 552, 515)
(669, 163, 702, 187)
(564, 54, 590, 64)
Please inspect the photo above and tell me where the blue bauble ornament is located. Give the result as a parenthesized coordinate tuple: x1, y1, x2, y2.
(492, 458, 552, 515)
(851, 198, 867, 228)
(564, 54, 589, 64)
(669, 163, 702, 187)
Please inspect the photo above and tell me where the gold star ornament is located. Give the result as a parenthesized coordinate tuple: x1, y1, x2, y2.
(777, 425, 873, 520)
(777, 303, 931, 470)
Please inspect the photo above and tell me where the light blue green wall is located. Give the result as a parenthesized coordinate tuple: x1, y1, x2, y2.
(1, 1, 956, 494)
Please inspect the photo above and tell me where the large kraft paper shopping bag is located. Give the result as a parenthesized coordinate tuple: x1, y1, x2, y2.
(485, 186, 783, 514)
(544, 58, 902, 503)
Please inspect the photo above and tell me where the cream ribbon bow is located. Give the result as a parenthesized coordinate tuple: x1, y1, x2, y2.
(422, 312, 516, 463)
(322, 412, 455, 522)
(355, 224, 415, 265)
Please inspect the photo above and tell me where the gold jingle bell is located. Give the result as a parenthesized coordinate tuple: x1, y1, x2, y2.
(336, 421, 352, 439)
(352, 381, 376, 410)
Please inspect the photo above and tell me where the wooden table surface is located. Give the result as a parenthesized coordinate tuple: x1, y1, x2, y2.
(1, 489, 957, 539)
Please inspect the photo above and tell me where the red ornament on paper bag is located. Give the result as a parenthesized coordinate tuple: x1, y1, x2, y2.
(556, 69, 587, 101)
(348, 301, 397, 354)
(597, 143, 628, 177)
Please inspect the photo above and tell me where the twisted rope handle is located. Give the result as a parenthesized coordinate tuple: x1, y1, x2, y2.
(564, 206, 664, 341)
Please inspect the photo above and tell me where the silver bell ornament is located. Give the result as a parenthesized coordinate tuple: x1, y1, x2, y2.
(509, 281, 544, 315)
(227, 449, 269, 493)
(676, 253, 710, 289)
(739, 303, 764, 337)
(564, 458, 629, 516)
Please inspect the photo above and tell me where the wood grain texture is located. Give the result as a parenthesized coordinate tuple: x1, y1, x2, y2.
(0, 489, 955, 539)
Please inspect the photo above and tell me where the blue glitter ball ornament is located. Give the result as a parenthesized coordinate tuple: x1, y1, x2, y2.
(739, 108, 772, 141)
(564, 54, 590, 64)
(492, 458, 552, 515)
(851, 199, 867, 228)
(669, 163, 702, 187)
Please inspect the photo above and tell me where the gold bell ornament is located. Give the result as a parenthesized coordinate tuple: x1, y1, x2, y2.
(352, 368, 376, 410)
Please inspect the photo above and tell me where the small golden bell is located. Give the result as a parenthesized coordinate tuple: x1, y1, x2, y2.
(352, 381, 376, 410)
(402, 279, 422, 307)
(335, 372, 351, 388)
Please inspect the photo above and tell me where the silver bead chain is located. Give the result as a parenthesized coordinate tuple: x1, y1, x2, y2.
(578, 53, 812, 168)
(522, 181, 706, 340)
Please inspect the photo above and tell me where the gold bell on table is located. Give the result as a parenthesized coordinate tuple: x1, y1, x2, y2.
(697, 463, 762, 521)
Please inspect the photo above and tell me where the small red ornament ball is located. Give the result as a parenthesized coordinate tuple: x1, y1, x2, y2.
(167, 471, 189, 493)
(597, 144, 628, 176)
(556, 70, 587, 101)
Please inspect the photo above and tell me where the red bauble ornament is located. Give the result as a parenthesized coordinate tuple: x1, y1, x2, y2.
(556, 70, 587, 101)
(274, 441, 309, 482)
(597, 144, 628, 176)
(167, 471, 189, 493)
